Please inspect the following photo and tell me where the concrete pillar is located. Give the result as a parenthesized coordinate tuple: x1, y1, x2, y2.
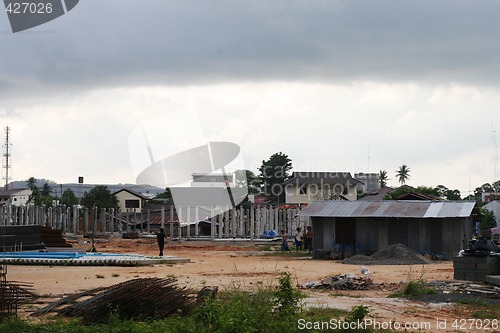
(101, 208, 106, 234)
(378, 219, 389, 250)
(250, 206, 255, 240)
(239, 206, 244, 237)
(161, 205, 165, 230)
(195, 207, 199, 237)
(418, 219, 429, 253)
(73, 206, 78, 235)
(210, 207, 215, 241)
(19, 206, 24, 226)
(118, 210, 123, 235)
(92, 207, 97, 236)
(84, 208, 89, 234)
(186, 206, 191, 240)
(177, 205, 182, 238)
(169, 205, 174, 240)
(231, 208, 236, 238)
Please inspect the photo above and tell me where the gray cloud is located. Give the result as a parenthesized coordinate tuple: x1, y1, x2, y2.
(1, 0, 500, 98)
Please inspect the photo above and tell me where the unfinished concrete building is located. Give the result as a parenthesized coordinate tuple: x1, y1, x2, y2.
(299, 200, 480, 260)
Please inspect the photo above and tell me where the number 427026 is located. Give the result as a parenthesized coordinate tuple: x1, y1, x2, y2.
(5, 2, 53, 14)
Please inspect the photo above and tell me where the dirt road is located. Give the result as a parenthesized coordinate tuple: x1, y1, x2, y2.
(6, 238, 495, 332)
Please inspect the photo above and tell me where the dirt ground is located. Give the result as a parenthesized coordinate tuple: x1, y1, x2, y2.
(6, 238, 498, 332)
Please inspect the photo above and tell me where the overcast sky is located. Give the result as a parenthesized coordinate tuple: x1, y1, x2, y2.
(1, 0, 500, 196)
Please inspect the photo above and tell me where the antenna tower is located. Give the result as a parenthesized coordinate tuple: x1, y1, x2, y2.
(494, 129, 499, 191)
(2, 126, 12, 190)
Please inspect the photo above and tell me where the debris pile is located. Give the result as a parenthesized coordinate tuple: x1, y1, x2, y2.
(343, 244, 432, 265)
(33, 277, 194, 323)
(325, 274, 371, 290)
(429, 281, 500, 298)
(301, 267, 375, 290)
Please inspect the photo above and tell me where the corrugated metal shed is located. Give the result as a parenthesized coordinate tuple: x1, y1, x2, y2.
(299, 200, 476, 218)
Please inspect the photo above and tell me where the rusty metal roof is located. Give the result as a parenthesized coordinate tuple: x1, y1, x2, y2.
(299, 200, 476, 218)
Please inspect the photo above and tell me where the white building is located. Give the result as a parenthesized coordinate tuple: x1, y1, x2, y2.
(190, 173, 234, 188)
(0, 188, 32, 207)
(354, 173, 381, 194)
(113, 188, 150, 212)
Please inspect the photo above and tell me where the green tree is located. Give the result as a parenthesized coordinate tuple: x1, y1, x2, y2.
(444, 189, 461, 200)
(480, 208, 496, 234)
(154, 188, 173, 204)
(435, 185, 448, 198)
(493, 180, 500, 193)
(28, 187, 42, 206)
(379, 170, 389, 187)
(384, 185, 413, 200)
(396, 164, 411, 185)
(60, 189, 78, 206)
(435, 184, 461, 200)
(258, 152, 292, 203)
(414, 186, 440, 197)
(474, 183, 493, 201)
(26, 177, 37, 191)
(81, 185, 118, 209)
(41, 183, 53, 197)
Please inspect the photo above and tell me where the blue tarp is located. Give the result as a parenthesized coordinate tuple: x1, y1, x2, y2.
(263, 230, 277, 238)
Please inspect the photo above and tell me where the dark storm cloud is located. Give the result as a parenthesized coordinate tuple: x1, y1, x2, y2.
(1, 0, 500, 97)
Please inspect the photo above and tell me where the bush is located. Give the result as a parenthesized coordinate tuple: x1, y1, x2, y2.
(274, 272, 301, 316)
(397, 279, 437, 298)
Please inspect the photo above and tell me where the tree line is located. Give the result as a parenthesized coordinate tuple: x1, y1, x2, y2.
(22, 153, 499, 210)
(26, 177, 118, 209)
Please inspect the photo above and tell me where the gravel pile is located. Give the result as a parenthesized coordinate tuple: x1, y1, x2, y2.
(342, 243, 432, 265)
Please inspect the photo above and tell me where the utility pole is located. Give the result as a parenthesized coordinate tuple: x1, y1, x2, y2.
(493, 128, 499, 195)
(2, 126, 12, 190)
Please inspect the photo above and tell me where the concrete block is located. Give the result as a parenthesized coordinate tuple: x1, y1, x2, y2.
(485, 275, 500, 286)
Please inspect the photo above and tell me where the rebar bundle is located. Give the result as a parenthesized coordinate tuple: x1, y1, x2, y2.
(0, 264, 37, 322)
(56, 277, 194, 323)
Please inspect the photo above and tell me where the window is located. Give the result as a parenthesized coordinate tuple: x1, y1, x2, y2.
(125, 199, 140, 208)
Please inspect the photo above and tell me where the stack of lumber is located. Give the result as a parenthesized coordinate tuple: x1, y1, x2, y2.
(0, 226, 71, 251)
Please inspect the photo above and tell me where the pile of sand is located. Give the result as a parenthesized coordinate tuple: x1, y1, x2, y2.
(342, 243, 432, 265)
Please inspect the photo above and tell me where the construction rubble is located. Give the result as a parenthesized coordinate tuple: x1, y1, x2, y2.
(301, 267, 381, 291)
(300, 271, 500, 302)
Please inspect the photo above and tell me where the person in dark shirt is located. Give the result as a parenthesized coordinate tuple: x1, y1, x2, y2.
(156, 228, 168, 256)
(305, 226, 313, 252)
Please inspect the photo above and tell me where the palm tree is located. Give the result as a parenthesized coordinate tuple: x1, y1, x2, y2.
(41, 183, 53, 197)
(379, 170, 389, 187)
(26, 177, 37, 191)
(396, 165, 411, 185)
